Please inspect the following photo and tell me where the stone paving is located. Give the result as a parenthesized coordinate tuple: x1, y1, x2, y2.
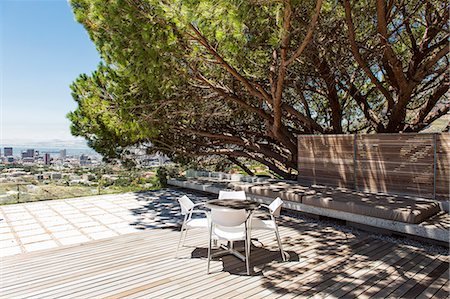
(0, 188, 213, 257)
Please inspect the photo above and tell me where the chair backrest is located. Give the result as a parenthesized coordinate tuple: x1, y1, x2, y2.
(269, 197, 283, 217)
(218, 190, 246, 200)
(210, 208, 247, 227)
(178, 195, 194, 215)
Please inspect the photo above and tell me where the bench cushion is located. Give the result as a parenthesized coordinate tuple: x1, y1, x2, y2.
(231, 181, 312, 203)
(302, 189, 440, 224)
(175, 178, 441, 224)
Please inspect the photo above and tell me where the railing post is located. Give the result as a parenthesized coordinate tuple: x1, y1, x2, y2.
(433, 133, 437, 200)
(353, 134, 358, 191)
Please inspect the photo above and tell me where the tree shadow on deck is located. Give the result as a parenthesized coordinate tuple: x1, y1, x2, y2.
(125, 189, 448, 298)
(190, 243, 299, 276)
(255, 219, 449, 298)
(128, 188, 215, 231)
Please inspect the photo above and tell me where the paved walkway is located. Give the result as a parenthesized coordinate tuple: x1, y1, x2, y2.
(0, 189, 211, 257)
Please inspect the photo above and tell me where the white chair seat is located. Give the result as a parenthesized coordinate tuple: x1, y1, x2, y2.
(213, 226, 246, 241)
(186, 218, 208, 229)
(251, 218, 275, 230)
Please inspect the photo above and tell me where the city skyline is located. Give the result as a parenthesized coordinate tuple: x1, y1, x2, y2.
(1, 1, 101, 144)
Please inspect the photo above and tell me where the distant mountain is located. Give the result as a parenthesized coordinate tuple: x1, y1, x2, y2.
(0, 138, 90, 149)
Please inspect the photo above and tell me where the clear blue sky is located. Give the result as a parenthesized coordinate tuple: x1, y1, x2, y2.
(1, 0, 101, 147)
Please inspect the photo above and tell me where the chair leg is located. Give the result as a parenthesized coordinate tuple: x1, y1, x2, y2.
(207, 224, 213, 274)
(245, 224, 250, 275)
(274, 226, 286, 261)
(175, 222, 186, 258)
(182, 227, 189, 247)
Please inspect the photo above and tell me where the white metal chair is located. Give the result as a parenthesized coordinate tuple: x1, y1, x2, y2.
(176, 195, 209, 257)
(208, 207, 251, 275)
(218, 190, 246, 200)
(250, 197, 286, 261)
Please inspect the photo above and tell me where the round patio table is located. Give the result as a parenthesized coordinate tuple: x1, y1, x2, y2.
(206, 199, 260, 210)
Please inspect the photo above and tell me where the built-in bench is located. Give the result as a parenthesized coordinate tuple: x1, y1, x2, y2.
(228, 181, 440, 224)
(168, 175, 448, 244)
(301, 188, 440, 224)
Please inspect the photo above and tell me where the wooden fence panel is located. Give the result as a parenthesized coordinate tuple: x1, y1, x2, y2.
(436, 134, 450, 200)
(298, 133, 450, 201)
(298, 135, 355, 188)
(355, 134, 434, 198)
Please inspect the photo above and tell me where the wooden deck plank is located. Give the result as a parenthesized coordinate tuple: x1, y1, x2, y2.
(1, 232, 206, 291)
(1, 215, 447, 299)
(360, 253, 442, 298)
(184, 231, 367, 299)
(432, 279, 450, 299)
(333, 249, 422, 297)
(386, 255, 444, 298)
(3, 237, 176, 285)
(250, 238, 382, 299)
(123, 228, 323, 299)
(123, 236, 275, 298)
(290, 241, 404, 298)
(150, 230, 291, 299)
(322, 250, 440, 298)
(229, 237, 370, 298)
(400, 258, 449, 298)
(416, 269, 449, 299)
(51, 230, 277, 299)
(1, 233, 212, 298)
(2, 229, 172, 270)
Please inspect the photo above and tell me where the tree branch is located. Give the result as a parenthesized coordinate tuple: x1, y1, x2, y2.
(194, 71, 273, 122)
(187, 23, 273, 105)
(412, 81, 449, 127)
(227, 156, 254, 176)
(273, 0, 292, 135)
(282, 103, 324, 133)
(343, 0, 395, 108)
(376, 0, 408, 89)
(340, 81, 383, 131)
(285, 0, 323, 66)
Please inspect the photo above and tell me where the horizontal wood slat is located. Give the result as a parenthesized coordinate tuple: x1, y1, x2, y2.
(298, 133, 450, 200)
(436, 134, 450, 200)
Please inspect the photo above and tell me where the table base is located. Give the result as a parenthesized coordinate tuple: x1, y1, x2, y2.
(211, 243, 246, 261)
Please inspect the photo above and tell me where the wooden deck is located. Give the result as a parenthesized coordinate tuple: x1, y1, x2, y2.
(1, 216, 448, 298)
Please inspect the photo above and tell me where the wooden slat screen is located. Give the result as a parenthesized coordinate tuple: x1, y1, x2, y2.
(298, 134, 355, 188)
(298, 133, 449, 201)
(355, 134, 434, 198)
(436, 134, 450, 200)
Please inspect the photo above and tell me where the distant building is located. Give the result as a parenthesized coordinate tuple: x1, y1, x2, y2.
(4, 147, 13, 157)
(22, 157, 34, 163)
(43, 153, 51, 165)
(82, 173, 95, 181)
(21, 149, 35, 159)
(60, 149, 67, 159)
(50, 172, 62, 180)
(80, 154, 91, 166)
